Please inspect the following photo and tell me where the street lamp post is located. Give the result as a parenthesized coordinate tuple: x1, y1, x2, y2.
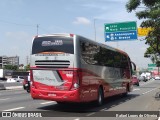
(94, 19, 96, 42)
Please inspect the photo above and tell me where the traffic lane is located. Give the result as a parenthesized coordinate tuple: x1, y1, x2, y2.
(0, 89, 26, 97)
(0, 85, 140, 111)
(0, 80, 159, 117)
(0, 81, 22, 90)
(1, 93, 156, 120)
(0, 90, 32, 105)
(0, 90, 31, 111)
(0, 90, 54, 111)
(132, 79, 159, 95)
(1, 81, 23, 87)
(0, 90, 27, 104)
(0, 86, 158, 120)
(26, 80, 160, 116)
(103, 88, 159, 111)
(138, 78, 155, 87)
(33, 94, 139, 116)
(0, 97, 159, 119)
(24, 80, 158, 111)
(81, 81, 160, 120)
(0, 89, 140, 116)
(0, 94, 140, 118)
(83, 92, 160, 120)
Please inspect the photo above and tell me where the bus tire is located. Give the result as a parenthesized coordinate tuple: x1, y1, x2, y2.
(26, 89, 30, 93)
(57, 102, 66, 105)
(123, 84, 129, 97)
(97, 87, 104, 106)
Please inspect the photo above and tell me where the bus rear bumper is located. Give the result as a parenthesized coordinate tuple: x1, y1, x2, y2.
(31, 88, 81, 102)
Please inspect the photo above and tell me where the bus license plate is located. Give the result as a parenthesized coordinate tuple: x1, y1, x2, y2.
(48, 93, 56, 97)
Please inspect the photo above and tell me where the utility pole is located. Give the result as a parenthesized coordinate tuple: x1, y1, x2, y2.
(37, 24, 39, 35)
(26, 56, 29, 65)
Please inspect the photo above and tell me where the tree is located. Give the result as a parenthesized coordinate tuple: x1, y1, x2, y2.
(4, 65, 18, 71)
(126, 0, 160, 65)
(25, 64, 30, 71)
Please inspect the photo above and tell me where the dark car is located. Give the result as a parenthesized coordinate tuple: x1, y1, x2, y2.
(22, 78, 30, 93)
(23, 79, 28, 90)
(0, 78, 7, 81)
(131, 76, 139, 86)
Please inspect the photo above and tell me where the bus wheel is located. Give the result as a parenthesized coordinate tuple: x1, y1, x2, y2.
(123, 84, 129, 97)
(57, 102, 66, 105)
(26, 89, 30, 93)
(97, 87, 104, 106)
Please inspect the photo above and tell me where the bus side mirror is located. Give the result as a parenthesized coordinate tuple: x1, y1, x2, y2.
(131, 61, 136, 71)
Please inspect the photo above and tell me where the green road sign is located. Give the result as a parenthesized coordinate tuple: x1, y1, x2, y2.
(148, 68, 154, 71)
(104, 21, 137, 32)
(148, 64, 156, 67)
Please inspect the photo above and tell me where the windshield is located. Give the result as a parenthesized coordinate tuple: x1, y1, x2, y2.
(32, 37, 74, 54)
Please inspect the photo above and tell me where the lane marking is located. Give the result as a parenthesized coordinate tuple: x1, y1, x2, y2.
(140, 79, 154, 86)
(0, 98, 10, 101)
(142, 88, 157, 95)
(3, 107, 25, 111)
(74, 118, 80, 120)
(86, 112, 95, 117)
(100, 108, 107, 111)
(40, 101, 55, 105)
(133, 88, 140, 91)
(14, 91, 25, 94)
(6, 86, 23, 90)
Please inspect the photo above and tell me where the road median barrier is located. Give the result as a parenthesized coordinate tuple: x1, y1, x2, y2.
(0, 83, 6, 90)
(5, 86, 23, 90)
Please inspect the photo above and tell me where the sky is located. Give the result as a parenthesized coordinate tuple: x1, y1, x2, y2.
(0, 0, 151, 68)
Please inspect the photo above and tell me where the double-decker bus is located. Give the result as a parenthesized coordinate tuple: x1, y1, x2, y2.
(30, 33, 136, 106)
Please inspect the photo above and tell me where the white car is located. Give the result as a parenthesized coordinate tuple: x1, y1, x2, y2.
(7, 78, 16, 82)
(154, 75, 160, 80)
(10, 76, 25, 82)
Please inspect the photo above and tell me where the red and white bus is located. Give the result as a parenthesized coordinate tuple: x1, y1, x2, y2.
(30, 33, 136, 105)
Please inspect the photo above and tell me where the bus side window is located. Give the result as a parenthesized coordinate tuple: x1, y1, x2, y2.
(120, 55, 130, 79)
(81, 43, 86, 51)
(121, 55, 129, 69)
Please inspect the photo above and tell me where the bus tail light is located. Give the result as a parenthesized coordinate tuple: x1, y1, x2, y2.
(71, 70, 80, 90)
(70, 34, 74, 37)
(60, 70, 80, 90)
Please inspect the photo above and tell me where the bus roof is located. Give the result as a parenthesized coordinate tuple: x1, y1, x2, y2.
(34, 33, 74, 38)
(33, 33, 128, 56)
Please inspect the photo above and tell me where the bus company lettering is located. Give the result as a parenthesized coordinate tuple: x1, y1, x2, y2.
(11, 112, 42, 118)
(34, 76, 56, 82)
(42, 40, 63, 46)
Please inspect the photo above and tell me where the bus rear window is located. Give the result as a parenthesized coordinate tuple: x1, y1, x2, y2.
(32, 37, 74, 54)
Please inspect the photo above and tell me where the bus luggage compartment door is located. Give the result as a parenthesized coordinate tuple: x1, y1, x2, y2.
(32, 69, 74, 91)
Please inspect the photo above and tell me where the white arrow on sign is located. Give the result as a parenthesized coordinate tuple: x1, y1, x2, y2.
(106, 35, 110, 38)
(106, 27, 109, 30)
(111, 37, 114, 40)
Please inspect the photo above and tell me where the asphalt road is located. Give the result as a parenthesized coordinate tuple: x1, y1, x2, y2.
(0, 79, 160, 120)
(0, 81, 23, 87)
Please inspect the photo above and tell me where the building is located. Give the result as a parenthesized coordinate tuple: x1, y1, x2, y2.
(0, 56, 19, 68)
